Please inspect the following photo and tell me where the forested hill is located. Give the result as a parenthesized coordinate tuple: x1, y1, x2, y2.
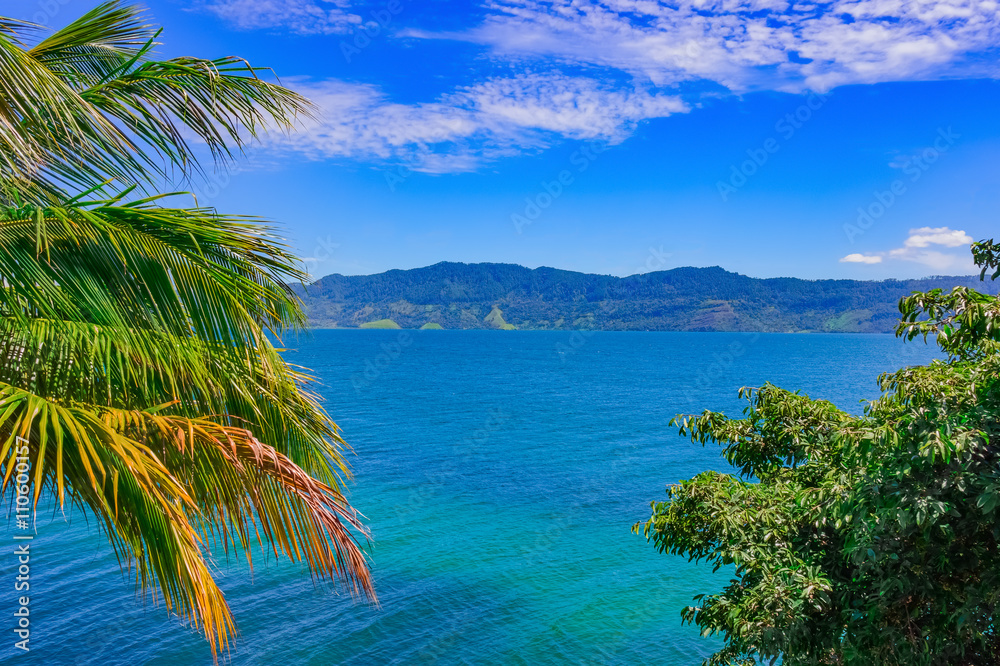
(295, 262, 997, 332)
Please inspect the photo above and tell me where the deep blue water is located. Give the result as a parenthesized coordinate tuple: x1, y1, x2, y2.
(1, 331, 941, 665)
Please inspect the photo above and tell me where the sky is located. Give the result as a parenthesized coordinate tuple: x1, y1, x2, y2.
(7, 0, 1000, 280)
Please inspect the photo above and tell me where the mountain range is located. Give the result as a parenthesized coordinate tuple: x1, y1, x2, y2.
(294, 262, 996, 333)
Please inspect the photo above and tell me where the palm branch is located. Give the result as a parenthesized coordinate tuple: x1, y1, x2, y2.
(1, 1, 312, 203)
(0, 2, 374, 655)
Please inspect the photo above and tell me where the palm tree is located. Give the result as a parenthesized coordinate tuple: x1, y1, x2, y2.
(0, 2, 374, 654)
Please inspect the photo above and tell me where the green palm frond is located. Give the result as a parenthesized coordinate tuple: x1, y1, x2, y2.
(0, 194, 306, 343)
(0, 2, 372, 655)
(0, 1, 313, 201)
(0, 30, 128, 199)
(0, 18, 37, 41)
(80, 55, 311, 177)
(0, 313, 349, 489)
(29, 1, 153, 77)
(0, 192, 376, 648)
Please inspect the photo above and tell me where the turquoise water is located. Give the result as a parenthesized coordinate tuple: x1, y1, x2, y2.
(1, 332, 941, 665)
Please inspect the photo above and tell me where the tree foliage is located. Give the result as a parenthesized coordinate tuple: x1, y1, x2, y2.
(0, 2, 373, 655)
(637, 240, 1000, 665)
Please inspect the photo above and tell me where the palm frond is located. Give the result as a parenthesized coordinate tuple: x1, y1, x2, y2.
(111, 410, 375, 599)
(0, 195, 307, 346)
(29, 1, 155, 83)
(0, 381, 236, 652)
(81, 55, 312, 178)
(0, 314, 350, 489)
(0, 1, 314, 200)
(0, 3, 372, 655)
(0, 30, 133, 199)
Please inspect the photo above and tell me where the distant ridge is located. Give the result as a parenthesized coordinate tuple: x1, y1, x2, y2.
(294, 262, 997, 333)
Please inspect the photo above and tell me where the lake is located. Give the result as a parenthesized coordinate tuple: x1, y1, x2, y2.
(0, 331, 942, 665)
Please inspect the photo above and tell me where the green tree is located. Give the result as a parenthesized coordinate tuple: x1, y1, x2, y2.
(637, 240, 1000, 665)
(0, 2, 374, 653)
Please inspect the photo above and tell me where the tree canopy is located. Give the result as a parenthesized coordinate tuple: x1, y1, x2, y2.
(637, 240, 1000, 665)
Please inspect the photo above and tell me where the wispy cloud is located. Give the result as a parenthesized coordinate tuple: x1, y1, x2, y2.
(264, 74, 687, 172)
(198, 0, 999, 171)
(840, 226, 976, 271)
(413, 0, 1000, 93)
(199, 0, 362, 34)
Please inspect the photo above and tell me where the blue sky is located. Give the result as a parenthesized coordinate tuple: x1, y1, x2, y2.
(10, 0, 1000, 279)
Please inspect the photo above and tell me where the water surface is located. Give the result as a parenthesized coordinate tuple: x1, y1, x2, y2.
(1, 331, 941, 665)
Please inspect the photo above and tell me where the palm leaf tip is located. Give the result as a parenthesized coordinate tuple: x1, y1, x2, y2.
(128, 411, 377, 598)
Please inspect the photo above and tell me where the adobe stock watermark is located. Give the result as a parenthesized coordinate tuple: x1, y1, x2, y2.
(340, 0, 405, 63)
(553, 302, 617, 362)
(516, 454, 642, 572)
(684, 332, 761, 409)
(582, 580, 683, 665)
(555, 245, 670, 362)
(555, 329, 597, 363)
(843, 127, 959, 243)
(389, 405, 511, 525)
(511, 138, 608, 234)
(350, 331, 413, 392)
(11, 435, 32, 653)
(303, 235, 341, 281)
(30, 0, 71, 26)
(717, 91, 829, 201)
(188, 146, 266, 205)
(384, 164, 414, 192)
(633, 245, 671, 276)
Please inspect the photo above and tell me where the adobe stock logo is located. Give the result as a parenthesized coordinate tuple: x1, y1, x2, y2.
(340, 0, 405, 63)
(717, 92, 829, 201)
(30, 0, 72, 26)
(511, 139, 608, 234)
(843, 127, 959, 243)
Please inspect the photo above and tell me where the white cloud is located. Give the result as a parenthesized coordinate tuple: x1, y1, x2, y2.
(903, 226, 974, 248)
(465, 75, 687, 139)
(199, 0, 1000, 170)
(199, 0, 362, 34)
(265, 75, 687, 172)
(840, 253, 882, 264)
(420, 0, 1000, 93)
(843, 226, 977, 271)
